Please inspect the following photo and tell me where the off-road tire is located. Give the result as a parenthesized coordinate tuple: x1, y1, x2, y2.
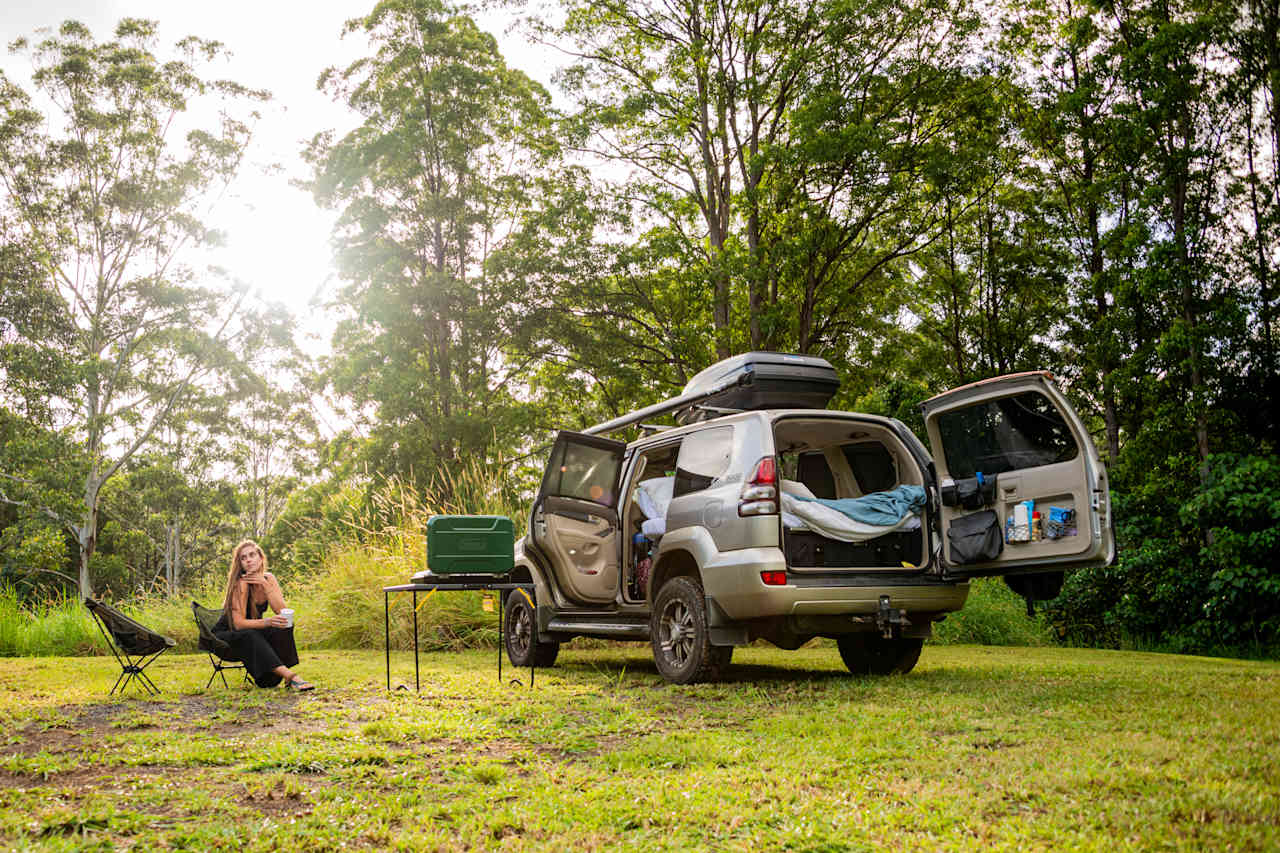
(836, 634, 923, 675)
(504, 590, 559, 668)
(650, 575, 732, 684)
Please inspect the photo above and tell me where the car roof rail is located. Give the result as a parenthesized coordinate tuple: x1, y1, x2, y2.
(681, 404, 745, 423)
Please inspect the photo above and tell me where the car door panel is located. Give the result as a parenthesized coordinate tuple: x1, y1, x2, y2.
(923, 372, 1114, 578)
(533, 432, 626, 604)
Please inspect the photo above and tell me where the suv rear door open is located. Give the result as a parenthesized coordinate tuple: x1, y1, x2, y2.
(533, 431, 627, 604)
(922, 372, 1115, 578)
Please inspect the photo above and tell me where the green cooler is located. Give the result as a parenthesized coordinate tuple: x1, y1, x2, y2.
(423, 515, 514, 578)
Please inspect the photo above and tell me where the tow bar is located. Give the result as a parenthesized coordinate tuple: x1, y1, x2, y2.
(876, 595, 910, 639)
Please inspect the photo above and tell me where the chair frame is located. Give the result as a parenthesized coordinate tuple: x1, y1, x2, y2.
(204, 652, 252, 689)
(84, 599, 173, 696)
(192, 601, 253, 689)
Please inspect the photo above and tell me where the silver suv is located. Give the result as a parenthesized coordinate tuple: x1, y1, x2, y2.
(503, 353, 1114, 684)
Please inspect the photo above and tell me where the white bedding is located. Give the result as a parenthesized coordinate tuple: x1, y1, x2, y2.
(781, 492, 919, 542)
(634, 476, 675, 537)
(780, 479, 921, 543)
(633, 475, 919, 544)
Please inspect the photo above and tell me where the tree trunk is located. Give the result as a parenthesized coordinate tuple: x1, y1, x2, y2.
(77, 479, 100, 599)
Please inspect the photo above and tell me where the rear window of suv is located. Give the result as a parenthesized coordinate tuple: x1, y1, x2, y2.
(673, 427, 733, 497)
(936, 391, 1077, 478)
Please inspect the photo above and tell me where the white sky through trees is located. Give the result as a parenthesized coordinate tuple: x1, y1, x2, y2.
(1, 1, 554, 354)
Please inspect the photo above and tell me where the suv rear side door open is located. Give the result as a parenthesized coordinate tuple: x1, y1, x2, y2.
(533, 431, 627, 604)
(922, 372, 1114, 579)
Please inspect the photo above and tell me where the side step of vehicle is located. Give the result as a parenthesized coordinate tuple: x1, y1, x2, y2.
(546, 614, 650, 639)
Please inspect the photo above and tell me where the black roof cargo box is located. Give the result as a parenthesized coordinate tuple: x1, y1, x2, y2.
(676, 352, 840, 423)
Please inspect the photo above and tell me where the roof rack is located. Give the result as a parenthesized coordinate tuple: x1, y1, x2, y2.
(583, 375, 751, 437)
(583, 352, 840, 438)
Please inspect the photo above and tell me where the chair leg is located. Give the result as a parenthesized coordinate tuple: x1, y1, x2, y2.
(136, 669, 161, 695)
(109, 669, 128, 696)
(205, 654, 250, 689)
(126, 650, 167, 696)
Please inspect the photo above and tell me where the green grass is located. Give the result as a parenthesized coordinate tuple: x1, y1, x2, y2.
(1, 643, 1276, 850)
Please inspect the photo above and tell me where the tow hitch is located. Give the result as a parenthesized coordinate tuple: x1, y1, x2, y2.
(876, 595, 910, 639)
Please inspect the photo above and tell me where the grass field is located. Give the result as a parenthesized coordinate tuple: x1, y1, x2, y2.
(1, 643, 1277, 851)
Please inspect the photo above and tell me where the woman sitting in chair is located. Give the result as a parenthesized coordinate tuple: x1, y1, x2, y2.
(215, 539, 314, 691)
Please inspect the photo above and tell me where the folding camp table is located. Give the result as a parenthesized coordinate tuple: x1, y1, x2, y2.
(382, 580, 538, 691)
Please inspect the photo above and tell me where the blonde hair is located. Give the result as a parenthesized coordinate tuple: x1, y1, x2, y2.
(223, 539, 268, 619)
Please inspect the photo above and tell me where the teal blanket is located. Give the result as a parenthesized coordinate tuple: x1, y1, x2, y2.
(790, 485, 926, 527)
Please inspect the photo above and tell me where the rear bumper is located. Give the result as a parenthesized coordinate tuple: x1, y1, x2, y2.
(700, 547, 970, 620)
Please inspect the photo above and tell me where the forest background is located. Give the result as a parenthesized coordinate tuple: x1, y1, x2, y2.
(0, 0, 1277, 657)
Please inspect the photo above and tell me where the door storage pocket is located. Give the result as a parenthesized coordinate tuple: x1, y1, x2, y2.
(948, 510, 1004, 564)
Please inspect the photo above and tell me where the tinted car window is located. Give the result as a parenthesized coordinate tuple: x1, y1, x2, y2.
(937, 391, 1077, 478)
(673, 427, 733, 497)
(841, 442, 896, 494)
(543, 440, 623, 507)
(797, 451, 836, 499)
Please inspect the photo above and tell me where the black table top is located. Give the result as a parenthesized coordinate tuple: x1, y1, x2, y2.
(382, 580, 534, 593)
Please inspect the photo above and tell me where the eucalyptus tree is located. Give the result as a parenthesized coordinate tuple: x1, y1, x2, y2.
(1230, 0, 1280, 439)
(541, 0, 987, 384)
(1103, 0, 1241, 478)
(307, 0, 553, 480)
(999, 0, 1143, 466)
(0, 20, 275, 596)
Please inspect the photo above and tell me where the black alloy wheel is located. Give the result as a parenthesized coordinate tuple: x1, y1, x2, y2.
(503, 590, 559, 668)
(650, 575, 731, 684)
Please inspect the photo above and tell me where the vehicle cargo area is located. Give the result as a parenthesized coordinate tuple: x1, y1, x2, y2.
(774, 417, 927, 570)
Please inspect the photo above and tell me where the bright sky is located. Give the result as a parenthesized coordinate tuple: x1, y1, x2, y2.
(1, 1, 556, 355)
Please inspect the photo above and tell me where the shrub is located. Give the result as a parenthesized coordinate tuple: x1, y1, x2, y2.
(931, 578, 1053, 646)
(1048, 453, 1280, 657)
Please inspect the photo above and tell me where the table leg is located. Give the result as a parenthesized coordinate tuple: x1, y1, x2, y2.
(384, 590, 390, 691)
(497, 592, 503, 684)
(413, 590, 420, 693)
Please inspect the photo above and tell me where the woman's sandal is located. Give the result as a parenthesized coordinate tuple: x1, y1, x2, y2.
(287, 676, 315, 692)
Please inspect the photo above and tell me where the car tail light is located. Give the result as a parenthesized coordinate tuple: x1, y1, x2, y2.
(739, 456, 778, 516)
(760, 570, 787, 586)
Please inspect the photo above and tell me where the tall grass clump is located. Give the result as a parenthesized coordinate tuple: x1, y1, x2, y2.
(931, 577, 1053, 646)
(302, 462, 530, 651)
(0, 587, 98, 656)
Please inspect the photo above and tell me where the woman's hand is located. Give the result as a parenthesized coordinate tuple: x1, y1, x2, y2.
(243, 571, 267, 588)
(265, 614, 290, 628)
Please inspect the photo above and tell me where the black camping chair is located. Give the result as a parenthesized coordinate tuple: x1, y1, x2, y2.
(84, 598, 176, 696)
(192, 601, 251, 688)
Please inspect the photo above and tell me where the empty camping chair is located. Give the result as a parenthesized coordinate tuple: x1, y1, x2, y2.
(191, 601, 250, 689)
(84, 598, 177, 696)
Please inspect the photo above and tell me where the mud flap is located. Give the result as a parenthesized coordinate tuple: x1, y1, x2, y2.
(706, 596, 746, 646)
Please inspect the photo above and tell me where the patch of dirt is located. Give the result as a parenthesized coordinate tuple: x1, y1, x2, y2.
(240, 786, 314, 818)
(0, 726, 84, 758)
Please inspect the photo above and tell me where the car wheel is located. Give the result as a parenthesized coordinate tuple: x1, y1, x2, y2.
(504, 589, 559, 668)
(836, 634, 923, 675)
(650, 575, 731, 684)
